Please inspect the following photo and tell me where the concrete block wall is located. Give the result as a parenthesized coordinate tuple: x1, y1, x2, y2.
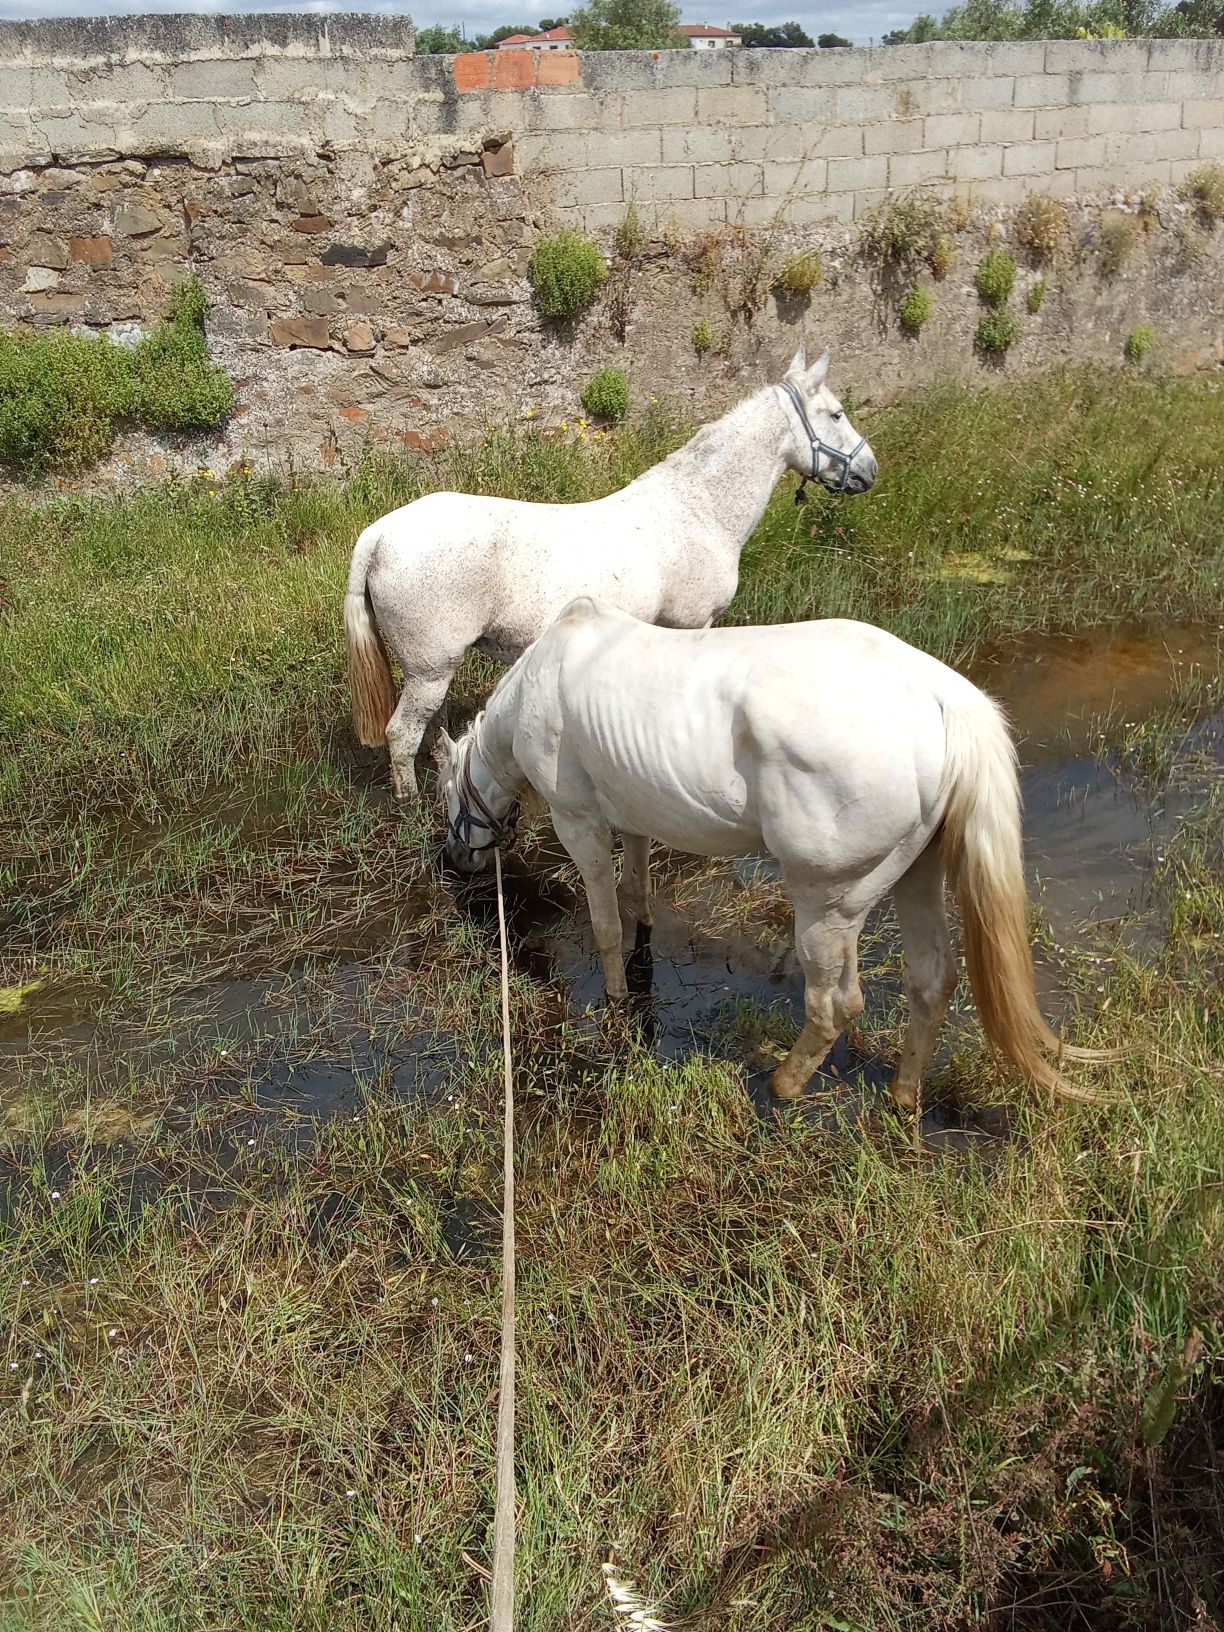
(0, 22, 1221, 228)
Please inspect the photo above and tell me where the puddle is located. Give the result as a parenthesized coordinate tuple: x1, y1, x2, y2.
(2, 620, 1220, 1169)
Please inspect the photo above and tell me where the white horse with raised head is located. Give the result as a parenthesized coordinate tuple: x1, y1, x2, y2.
(345, 345, 877, 799)
(438, 599, 1112, 1108)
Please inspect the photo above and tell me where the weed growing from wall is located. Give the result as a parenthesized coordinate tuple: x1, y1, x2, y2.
(615, 201, 646, 260)
(858, 190, 944, 274)
(975, 248, 1017, 308)
(1124, 324, 1155, 363)
(528, 230, 607, 320)
(976, 308, 1020, 357)
(1026, 276, 1049, 314)
(1179, 163, 1224, 224)
(928, 232, 956, 280)
(899, 285, 933, 334)
(1098, 213, 1141, 279)
(580, 367, 629, 421)
(1015, 194, 1070, 265)
(0, 275, 232, 477)
(692, 316, 714, 355)
(773, 252, 823, 297)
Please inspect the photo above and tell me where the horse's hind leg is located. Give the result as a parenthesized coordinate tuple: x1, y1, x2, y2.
(890, 842, 957, 1111)
(771, 900, 864, 1101)
(385, 669, 455, 801)
(619, 834, 653, 934)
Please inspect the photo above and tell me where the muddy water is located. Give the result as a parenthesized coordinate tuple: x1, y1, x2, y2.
(3, 622, 1221, 1157)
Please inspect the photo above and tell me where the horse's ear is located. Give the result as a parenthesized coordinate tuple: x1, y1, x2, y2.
(806, 349, 831, 389)
(439, 728, 457, 764)
(784, 342, 806, 379)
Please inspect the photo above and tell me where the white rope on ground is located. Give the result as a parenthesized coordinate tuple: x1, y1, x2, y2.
(490, 846, 516, 1632)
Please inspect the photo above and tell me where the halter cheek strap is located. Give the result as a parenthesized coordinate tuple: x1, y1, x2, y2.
(780, 378, 865, 496)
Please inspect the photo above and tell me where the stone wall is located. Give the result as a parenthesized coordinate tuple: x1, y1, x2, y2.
(0, 18, 1221, 481)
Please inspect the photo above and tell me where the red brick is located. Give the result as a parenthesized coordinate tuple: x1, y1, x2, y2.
(492, 51, 536, 90)
(452, 52, 490, 92)
(291, 215, 333, 235)
(537, 50, 580, 85)
(338, 404, 370, 425)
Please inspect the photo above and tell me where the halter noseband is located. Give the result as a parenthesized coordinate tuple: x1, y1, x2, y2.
(780, 378, 865, 497)
(449, 733, 518, 855)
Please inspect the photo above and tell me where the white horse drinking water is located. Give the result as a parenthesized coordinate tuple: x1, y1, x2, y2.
(440, 600, 1111, 1108)
(345, 346, 877, 798)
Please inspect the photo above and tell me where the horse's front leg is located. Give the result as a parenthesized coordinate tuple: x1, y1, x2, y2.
(550, 808, 627, 1003)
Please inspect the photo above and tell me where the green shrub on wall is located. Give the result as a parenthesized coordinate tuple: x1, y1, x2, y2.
(580, 367, 629, 421)
(899, 286, 933, 334)
(975, 249, 1017, 308)
(976, 308, 1021, 357)
(529, 231, 608, 320)
(0, 275, 232, 477)
(1124, 324, 1156, 363)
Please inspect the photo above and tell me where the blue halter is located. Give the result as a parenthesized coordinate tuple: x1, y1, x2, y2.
(780, 378, 865, 495)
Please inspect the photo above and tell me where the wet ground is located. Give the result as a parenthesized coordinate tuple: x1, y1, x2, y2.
(2, 621, 1221, 1172)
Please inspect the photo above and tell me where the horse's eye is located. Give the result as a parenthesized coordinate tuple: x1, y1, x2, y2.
(831, 410, 844, 422)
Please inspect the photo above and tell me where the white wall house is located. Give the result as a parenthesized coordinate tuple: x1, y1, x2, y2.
(680, 24, 742, 47)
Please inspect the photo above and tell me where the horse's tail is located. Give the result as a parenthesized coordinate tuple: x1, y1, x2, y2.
(345, 527, 397, 748)
(939, 683, 1119, 1105)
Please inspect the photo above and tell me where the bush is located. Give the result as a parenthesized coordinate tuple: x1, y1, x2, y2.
(615, 202, 645, 260)
(773, 252, 823, 296)
(976, 309, 1020, 357)
(1098, 212, 1141, 278)
(928, 232, 956, 280)
(858, 191, 944, 272)
(1179, 163, 1224, 223)
(692, 316, 714, 355)
(899, 285, 933, 334)
(1177, 219, 1210, 266)
(528, 231, 607, 320)
(975, 248, 1017, 308)
(0, 275, 232, 477)
(1015, 194, 1070, 265)
(580, 367, 629, 421)
(1124, 324, 1155, 364)
(1026, 276, 1049, 314)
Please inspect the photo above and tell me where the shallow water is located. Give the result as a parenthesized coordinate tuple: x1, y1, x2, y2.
(2, 621, 1220, 1160)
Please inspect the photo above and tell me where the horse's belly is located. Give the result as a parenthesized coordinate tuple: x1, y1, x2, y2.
(591, 780, 761, 858)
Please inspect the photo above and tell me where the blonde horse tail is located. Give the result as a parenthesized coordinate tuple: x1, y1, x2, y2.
(939, 685, 1120, 1105)
(345, 528, 397, 749)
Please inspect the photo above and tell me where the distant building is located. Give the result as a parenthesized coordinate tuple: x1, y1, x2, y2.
(497, 25, 575, 48)
(680, 23, 742, 47)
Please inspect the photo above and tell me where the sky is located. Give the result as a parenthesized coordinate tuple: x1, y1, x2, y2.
(0, 0, 925, 48)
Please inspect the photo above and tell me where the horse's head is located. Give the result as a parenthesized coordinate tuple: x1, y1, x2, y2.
(778, 345, 878, 497)
(438, 721, 520, 876)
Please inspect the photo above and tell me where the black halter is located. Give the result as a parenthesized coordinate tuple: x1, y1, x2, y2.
(449, 735, 518, 855)
(780, 378, 865, 497)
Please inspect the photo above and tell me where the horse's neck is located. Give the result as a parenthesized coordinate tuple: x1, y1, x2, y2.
(640, 388, 789, 558)
(477, 678, 524, 798)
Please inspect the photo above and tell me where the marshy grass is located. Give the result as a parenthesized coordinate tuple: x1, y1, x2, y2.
(2, 365, 1224, 1628)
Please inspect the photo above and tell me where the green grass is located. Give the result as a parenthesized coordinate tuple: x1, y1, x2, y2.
(2, 365, 1224, 1628)
(0, 278, 233, 477)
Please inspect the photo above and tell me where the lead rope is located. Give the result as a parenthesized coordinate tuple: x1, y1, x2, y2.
(490, 846, 516, 1632)
(489, 848, 670, 1632)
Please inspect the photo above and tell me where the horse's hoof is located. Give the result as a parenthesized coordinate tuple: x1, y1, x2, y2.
(889, 1081, 917, 1111)
(769, 1070, 805, 1102)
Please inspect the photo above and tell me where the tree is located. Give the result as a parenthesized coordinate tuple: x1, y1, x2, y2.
(536, 15, 570, 27)
(730, 19, 816, 44)
(818, 29, 853, 43)
(567, 0, 689, 47)
(472, 22, 538, 45)
(415, 23, 468, 51)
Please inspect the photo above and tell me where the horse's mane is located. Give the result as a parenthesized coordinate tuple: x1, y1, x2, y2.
(643, 383, 780, 479)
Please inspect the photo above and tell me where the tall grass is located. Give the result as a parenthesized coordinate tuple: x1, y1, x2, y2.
(1, 366, 1223, 1629)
